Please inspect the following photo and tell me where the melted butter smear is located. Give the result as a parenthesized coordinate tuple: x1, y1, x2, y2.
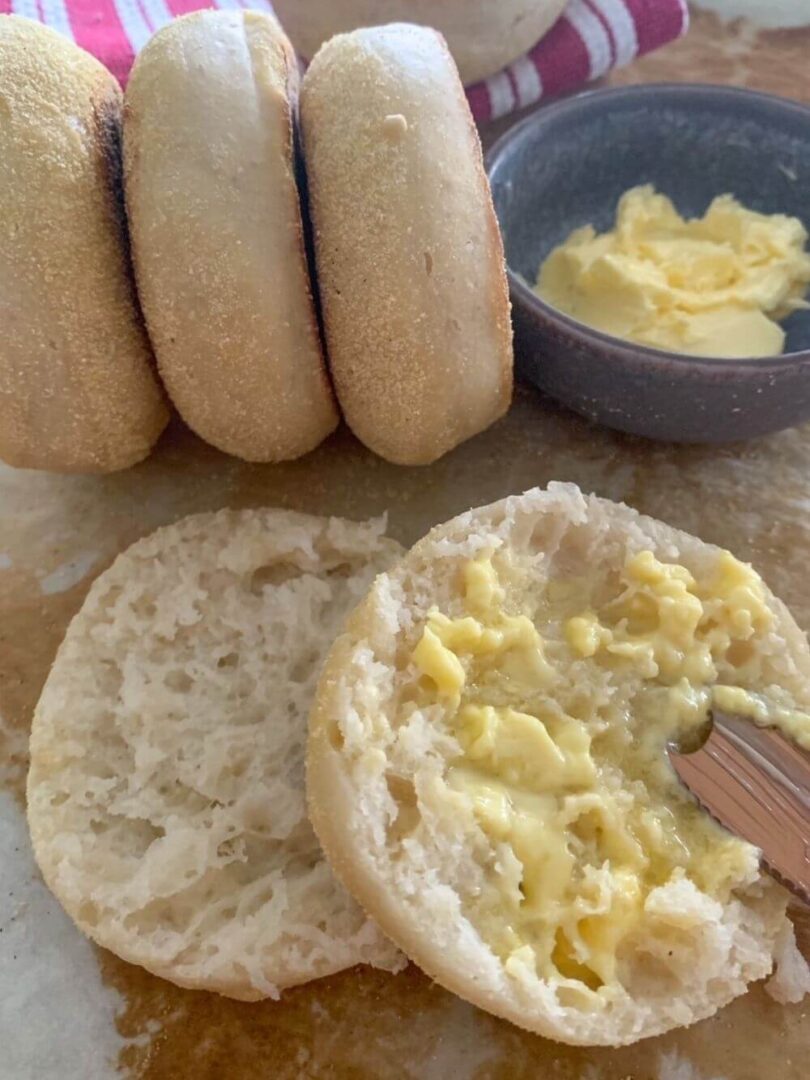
(410, 551, 810, 1002)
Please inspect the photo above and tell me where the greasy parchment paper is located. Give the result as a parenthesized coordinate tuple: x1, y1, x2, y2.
(2, 388, 809, 1080)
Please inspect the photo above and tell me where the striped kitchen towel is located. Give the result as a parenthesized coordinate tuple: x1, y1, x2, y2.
(0, 0, 688, 123)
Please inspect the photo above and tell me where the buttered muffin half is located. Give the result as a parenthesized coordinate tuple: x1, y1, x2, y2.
(309, 484, 810, 1045)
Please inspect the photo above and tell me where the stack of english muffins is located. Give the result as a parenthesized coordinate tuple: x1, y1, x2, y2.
(0, 11, 512, 473)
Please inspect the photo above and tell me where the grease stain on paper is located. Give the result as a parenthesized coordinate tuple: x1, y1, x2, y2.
(38, 551, 99, 595)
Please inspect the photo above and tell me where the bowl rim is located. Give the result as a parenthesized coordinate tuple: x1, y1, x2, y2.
(485, 81, 810, 370)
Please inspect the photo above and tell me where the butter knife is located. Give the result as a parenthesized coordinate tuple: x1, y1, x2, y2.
(668, 709, 810, 906)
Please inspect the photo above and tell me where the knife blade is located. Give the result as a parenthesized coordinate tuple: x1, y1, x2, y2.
(668, 709, 810, 906)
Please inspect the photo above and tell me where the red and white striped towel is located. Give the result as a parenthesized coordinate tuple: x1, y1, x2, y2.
(0, 0, 688, 123)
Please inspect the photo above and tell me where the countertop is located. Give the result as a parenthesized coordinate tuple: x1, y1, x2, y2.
(2, 10, 809, 1079)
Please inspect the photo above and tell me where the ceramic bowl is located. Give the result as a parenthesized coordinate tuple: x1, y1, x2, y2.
(486, 83, 810, 442)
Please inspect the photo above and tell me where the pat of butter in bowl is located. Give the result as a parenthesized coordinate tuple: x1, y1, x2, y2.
(535, 185, 810, 358)
(409, 552, 810, 1001)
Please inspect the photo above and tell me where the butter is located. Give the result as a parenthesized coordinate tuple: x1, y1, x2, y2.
(407, 549, 810, 997)
(713, 684, 810, 751)
(568, 550, 771, 687)
(535, 185, 810, 358)
(412, 624, 466, 700)
(463, 556, 502, 614)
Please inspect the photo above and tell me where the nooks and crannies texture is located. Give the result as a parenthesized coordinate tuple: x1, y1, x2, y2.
(27, 509, 405, 1000)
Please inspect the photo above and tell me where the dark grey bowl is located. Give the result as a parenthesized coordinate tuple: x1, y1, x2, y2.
(486, 83, 810, 443)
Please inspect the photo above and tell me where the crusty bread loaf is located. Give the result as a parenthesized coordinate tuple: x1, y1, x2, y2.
(27, 509, 404, 1000)
(300, 24, 513, 466)
(309, 484, 810, 1045)
(274, 0, 568, 85)
(0, 16, 168, 474)
(124, 11, 338, 463)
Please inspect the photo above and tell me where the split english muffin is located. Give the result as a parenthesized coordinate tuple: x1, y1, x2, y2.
(300, 24, 513, 466)
(27, 510, 404, 999)
(124, 11, 338, 463)
(0, 16, 168, 474)
(308, 483, 810, 1045)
